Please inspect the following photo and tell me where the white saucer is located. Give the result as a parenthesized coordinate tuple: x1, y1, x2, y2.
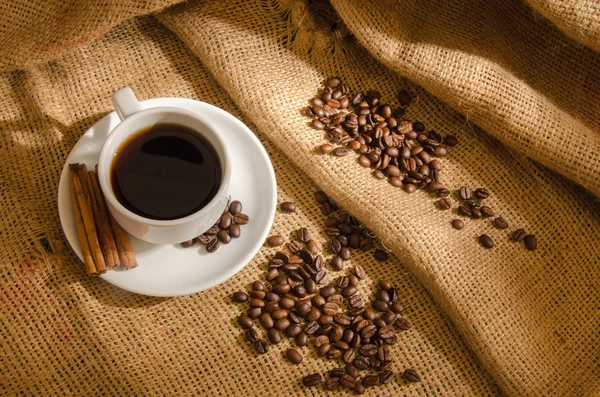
(58, 98, 277, 297)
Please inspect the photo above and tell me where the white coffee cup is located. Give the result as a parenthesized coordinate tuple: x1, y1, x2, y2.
(97, 87, 231, 244)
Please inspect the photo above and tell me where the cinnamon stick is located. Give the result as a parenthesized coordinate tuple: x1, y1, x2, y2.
(69, 167, 97, 276)
(93, 165, 138, 269)
(69, 164, 106, 274)
(80, 167, 119, 269)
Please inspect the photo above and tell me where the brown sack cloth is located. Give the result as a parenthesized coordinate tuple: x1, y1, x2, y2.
(157, 0, 600, 395)
(330, 0, 600, 200)
(0, 0, 598, 396)
(526, 0, 600, 53)
(0, 0, 179, 71)
(0, 16, 498, 396)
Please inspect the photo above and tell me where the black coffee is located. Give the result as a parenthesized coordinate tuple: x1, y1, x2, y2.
(110, 123, 221, 220)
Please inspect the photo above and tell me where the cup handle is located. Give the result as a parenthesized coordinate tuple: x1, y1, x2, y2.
(112, 87, 143, 121)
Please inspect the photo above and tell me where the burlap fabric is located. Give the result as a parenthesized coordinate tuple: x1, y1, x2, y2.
(327, 0, 600, 200)
(0, 15, 498, 396)
(0, 0, 598, 396)
(157, 1, 599, 395)
(526, 0, 600, 53)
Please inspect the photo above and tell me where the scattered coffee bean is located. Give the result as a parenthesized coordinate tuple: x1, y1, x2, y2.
(362, 375, 379, 387)
(237, 314, 253, 329)
(266, 235, 285, 247)
(233, 213, 249, 225)
(395, 317, 411, 330)
(355, 381, 366, 394)
(228, 224, 241, 238)
(481, 206, 494, 217)
(451, 219, 464, 230)
(320, 143, 334, 154)
(458, 204, 472, 217)
(254, 339, 269, 354)
(493, 217, 508, 229)
(479, 234, 494, 249)
(232, 292, 248, 303)
(459, 186, 471, 201)
(280, 202, 297, 213)
(229, 200, 242, 215)
(180, 239, 195, 248)
(524, 234, 537, 251)
(512, 228, 527, 241)
(325, 377, 341, 391)
(333, 147, 349, 157)
(436, 198, 451, 210)
(474, 188, 489, 199)
(374, 249, 388, 261)
(206, 239, 220, 252)
(302, 373, 322, 387)
(403, 368, 421, 382)
(286, 349, 303, 364)
(379, 370, 394, 384)
(217, 229, 231, 244)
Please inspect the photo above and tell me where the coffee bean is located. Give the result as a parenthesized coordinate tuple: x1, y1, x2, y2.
(378, 325, 395, 339)
(332, 147, 349, 157)
(341, 286, 358, 298)
(362, 375, 380, 387)
(237, 314, 253, 329)
(370, 169, 385, 179)
(451, 219, 464, 230)
(302, 373, 322, 387)
(280, 297, 295, 309)
(193, 234, 209, 245)
(247, 307, 262, 319)
(389, 177, 403, 187)
(355, 381, 366, 395)
(390, 301, 405, 314)
(493, 217, 508, 229)
(372, 299, 389, 312)
(378, 370, 394, 384)
(480, 206, 494, 217)
(232, 292, 248, 303)
(266, 235, 284, 247)
(311, 119, 325, 130)
(473, 188, 489, 200)
(471, 207, 482, 219)
(354, 265, 366, 279)
(398, 90, 412, 106)
(249, 291, 266, 300)
(286, 324, 302, 337)
(512, 228, 527, 241)
(253, 339, 269, 354)
(180, 239, 195, 248)
(275, 318, 291, 330)
(292, 332, 307, 347)
(524, 234, 537, 251)
(205, 225, 219, 236)
(458, 204, 472, 217)
(317, 343, 332, 357)
(217, 229, 231, 244)
(359, 344, 378, 357)
(304, 279, 317, 294)
(338, 247, 351, 261)
(233, 213, 249, 224)
(343, 348, 357, 364)
(224, 224, 239, 239)
(277, 201, 296, 213)
(311, 294, 326, 308)
(436, 198, 451, 210)
(425, 181, 444, 192)
(479, 234, 494, 249)
(466, 198, 481, 207)
(459, 186, 472, 201)
(244, 328, 260, 344)
(258, 312, 274, 329)
(340, 374, 356, 389)
(327, 239, 342, 254)
(322, 302, 339, 316)
(325, 377, 341, 391)
(205, 238, 219, 252)
(373, 249, 389, 262)
(219, 214, 232, 230)
(403, 368, 421, 382)
(395, 317, 411, 330)
(285, 348, 303, 364)
(403, 183, 417, 193)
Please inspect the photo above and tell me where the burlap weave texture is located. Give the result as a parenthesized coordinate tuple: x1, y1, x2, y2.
(0, 15, 499, 396)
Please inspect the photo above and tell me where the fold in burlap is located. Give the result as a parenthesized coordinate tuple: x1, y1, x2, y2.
(329, 0, 600, 201)
(157, 1, 600, 395)
(0, 16, 499, 396)
(0, 0, 598, 395)
(526, 0, 600, 53)
(0, 0, 180, 71)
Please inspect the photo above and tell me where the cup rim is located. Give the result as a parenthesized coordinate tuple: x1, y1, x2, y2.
(97, 106, 232, 227)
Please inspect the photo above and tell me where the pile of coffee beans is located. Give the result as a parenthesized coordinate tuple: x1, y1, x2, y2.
(306, 77, 538, 251)
(307, 77, 456, 195)
(180, 200, 249, 252)
(231, 191, 421, 393)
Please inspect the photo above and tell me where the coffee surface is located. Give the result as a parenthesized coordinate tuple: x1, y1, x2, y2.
(111, 123, 221, 220)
